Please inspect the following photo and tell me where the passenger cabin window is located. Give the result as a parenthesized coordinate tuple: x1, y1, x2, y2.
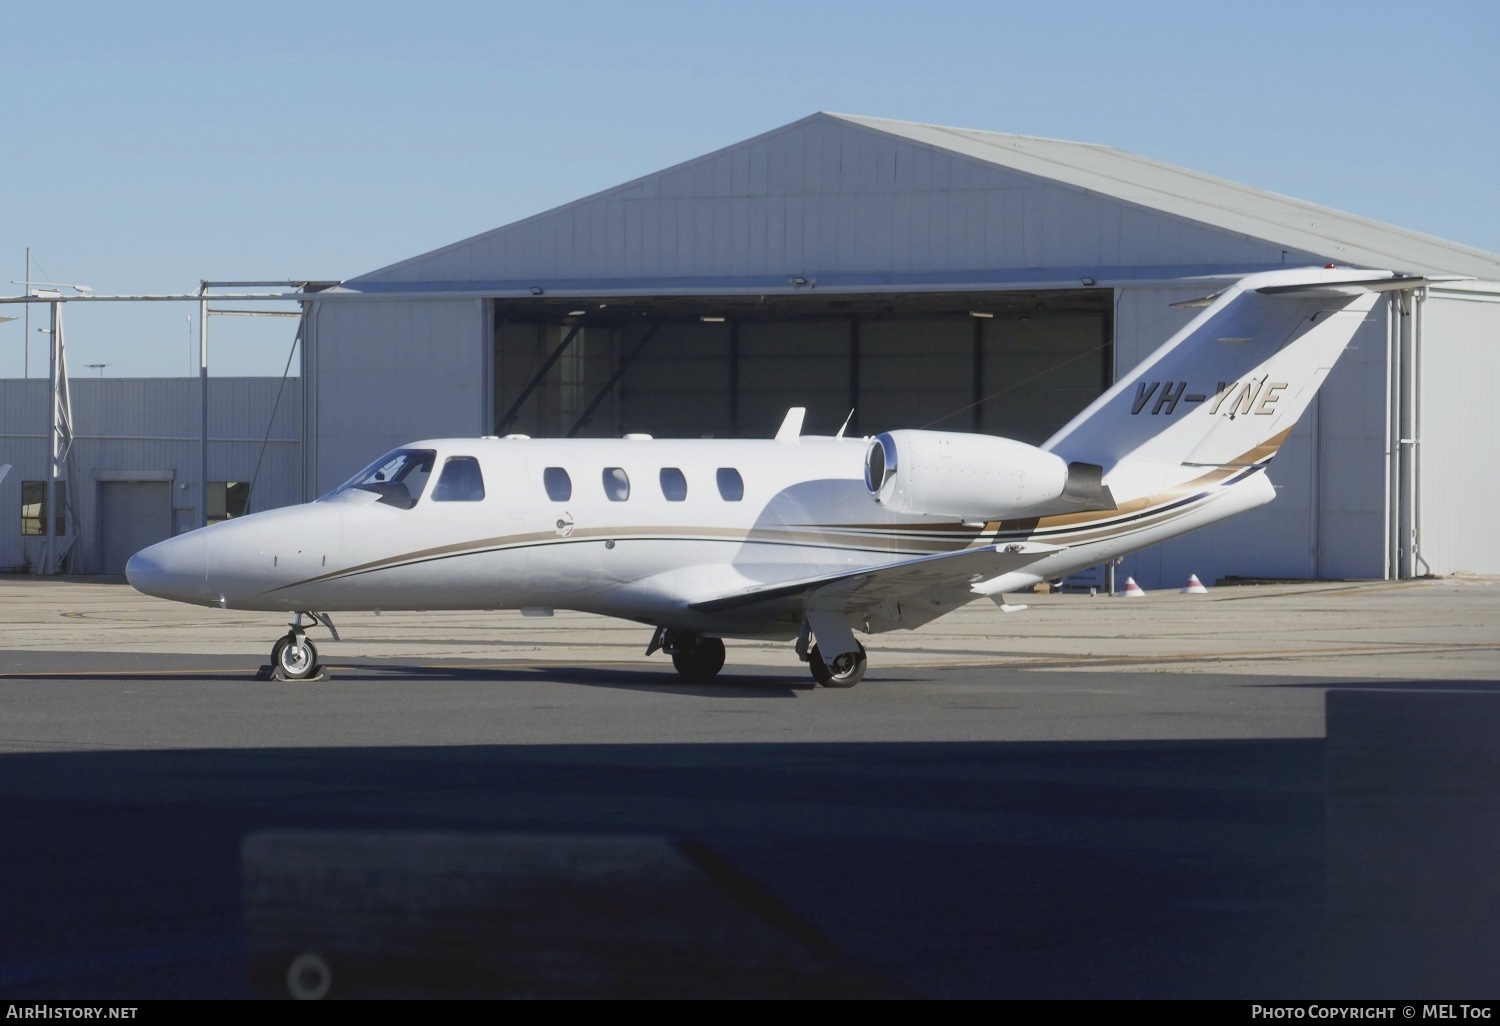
(602, 467, 630, 501)
(659, 467, 687, 501)
(324, 448, 435, 509)
(431, 456, 485, 502)
(716, 467, 744, 502)
(543, 467, 571, 501)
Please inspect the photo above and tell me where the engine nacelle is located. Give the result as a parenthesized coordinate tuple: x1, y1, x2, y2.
(864, 429, 1072, 519)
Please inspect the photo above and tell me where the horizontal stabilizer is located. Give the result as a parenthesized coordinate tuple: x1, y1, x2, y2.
(1256, 274, 1465, 297)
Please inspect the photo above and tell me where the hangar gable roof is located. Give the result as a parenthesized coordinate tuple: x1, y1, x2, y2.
(834, 113, 1500, 281)
(340, 112, 1499, 293)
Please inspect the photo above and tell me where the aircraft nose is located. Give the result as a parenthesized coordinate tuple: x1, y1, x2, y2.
(126, 531, 210, 605)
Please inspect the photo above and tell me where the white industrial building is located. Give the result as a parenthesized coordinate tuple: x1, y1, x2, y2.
(5, 112, 1498, 586)
(0, 378, 301, 574)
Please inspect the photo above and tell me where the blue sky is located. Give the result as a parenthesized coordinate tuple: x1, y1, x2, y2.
(4, 0, 1496, 378)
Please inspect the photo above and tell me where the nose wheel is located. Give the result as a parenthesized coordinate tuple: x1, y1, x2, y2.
(271, 631, 320, 680)
(258, 611, 337, 681)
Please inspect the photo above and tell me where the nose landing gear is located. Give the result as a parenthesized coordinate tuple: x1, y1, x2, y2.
(258, 612, 339, 682)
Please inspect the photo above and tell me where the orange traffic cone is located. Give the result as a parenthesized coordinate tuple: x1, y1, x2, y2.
(1122, 576, 1146, 597)
(1182, 573, 1208, 594)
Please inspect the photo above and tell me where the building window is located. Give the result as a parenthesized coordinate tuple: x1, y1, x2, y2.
(543, 467, 572, 502)
(659, 467, 687, 501)
(602, 467, 630, 501)
(20, 481, 66, 536)
(208, 482, 250, 524)
(431, 456, 486, 502)
(716, 468, 744, 502)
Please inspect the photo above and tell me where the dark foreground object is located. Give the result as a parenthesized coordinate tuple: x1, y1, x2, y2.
(243, 831, 899, 999)
(1322, 689, 1500, 997)
(3, 653, 1498, 1000)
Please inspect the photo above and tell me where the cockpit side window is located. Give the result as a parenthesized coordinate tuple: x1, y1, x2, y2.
(543, 467, 572, 502)
(431, 456, 486, 502)
(324, 448, 436, 509)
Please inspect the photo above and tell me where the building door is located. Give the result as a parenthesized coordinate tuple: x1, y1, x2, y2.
(100, 481, 172, 575)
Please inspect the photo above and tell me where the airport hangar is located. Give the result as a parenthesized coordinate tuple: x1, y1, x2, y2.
(5, 112, 1499, 587)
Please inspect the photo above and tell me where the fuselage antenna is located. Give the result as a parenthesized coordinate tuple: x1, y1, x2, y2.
(836, 409, 855, 439)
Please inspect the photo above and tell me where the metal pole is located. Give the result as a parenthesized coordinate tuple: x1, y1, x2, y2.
(1383, 294, 1396, 580)
(23, 247, 29, 379)
(45, 300, 59, 574)
(1412, 288, 1425, 576)
(199, 292, 209, 530)
(1397, 291, 1416, 579)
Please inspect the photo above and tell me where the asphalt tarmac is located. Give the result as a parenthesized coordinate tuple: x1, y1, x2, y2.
(1, 575, 1497, 1000)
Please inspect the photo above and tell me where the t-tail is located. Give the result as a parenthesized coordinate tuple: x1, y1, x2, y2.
(1041, 266, 1430, 507)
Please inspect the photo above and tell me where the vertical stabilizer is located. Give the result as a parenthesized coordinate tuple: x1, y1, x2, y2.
(1042, 268, 1413, 502)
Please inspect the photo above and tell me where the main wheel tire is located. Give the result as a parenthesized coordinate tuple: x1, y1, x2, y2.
(671, 635, 726, 682)
(271, 633, 319, 680)
(809, 642, 867, 688)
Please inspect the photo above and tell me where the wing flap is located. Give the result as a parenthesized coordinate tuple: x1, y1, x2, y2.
(689, 542, 1059, 631)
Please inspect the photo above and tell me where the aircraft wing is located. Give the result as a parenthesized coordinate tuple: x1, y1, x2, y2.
(690, 541, 1060, 633)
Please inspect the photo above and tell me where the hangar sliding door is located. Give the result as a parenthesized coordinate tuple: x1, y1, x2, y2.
(858, 317, 971, 434)
(737, 320, 851, 437)
(100, 481, 172, 575)
(618, 322, 733, 438)
(979, 313, 1109, 445)
(490, 293, 1110, 443)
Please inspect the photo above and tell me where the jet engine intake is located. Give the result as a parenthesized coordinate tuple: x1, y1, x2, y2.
(865, 429, 1078, 519)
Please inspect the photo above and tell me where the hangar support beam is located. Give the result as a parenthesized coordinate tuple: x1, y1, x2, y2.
(495, 321, 584, 436)
(567, 321, 662, 438)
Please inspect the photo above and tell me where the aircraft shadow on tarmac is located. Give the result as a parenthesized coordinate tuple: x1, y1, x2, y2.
(0, 657, 943, 697)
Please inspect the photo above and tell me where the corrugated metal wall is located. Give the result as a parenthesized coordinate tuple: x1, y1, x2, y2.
(305, 299, 487, 496)
(1417, 291, 1500, 575)
(1312, 297, 1389, 579)
(0, 377, 300, 574)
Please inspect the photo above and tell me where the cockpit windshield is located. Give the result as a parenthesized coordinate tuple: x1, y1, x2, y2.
(322, 448, 436, 509)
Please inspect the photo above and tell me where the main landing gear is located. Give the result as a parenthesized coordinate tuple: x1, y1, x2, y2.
(808, 641, 867, 688)
(259, 611, 339, 682)
(647, 627, 868, 687)
(647, 628, 726, 683)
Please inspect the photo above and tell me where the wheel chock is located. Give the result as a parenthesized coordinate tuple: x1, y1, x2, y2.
(256, 664, 331, 682)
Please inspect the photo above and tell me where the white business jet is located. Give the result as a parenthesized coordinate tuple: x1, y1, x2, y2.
(127, 266, 1423, 686)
